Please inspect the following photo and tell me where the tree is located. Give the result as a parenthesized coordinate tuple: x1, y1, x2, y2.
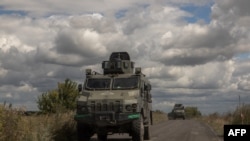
(37, 79, 79, 113)
(185, 106, 202, 118)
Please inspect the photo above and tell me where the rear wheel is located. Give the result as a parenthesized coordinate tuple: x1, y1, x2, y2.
(132, 115, 144, 141)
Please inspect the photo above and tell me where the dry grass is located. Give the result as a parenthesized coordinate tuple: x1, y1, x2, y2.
(0, 104, 25, 141)
(0, 104, 77, 141)
(19, 113, 77, 141)
(152, 110, 168, 124)
(1, 103, 169, 141)
(199, 113, 231, 136)
(200, 105, 250, 137)
(9, 103, 248, 141)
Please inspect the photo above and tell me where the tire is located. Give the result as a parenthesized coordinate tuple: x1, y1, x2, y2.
(77, 123, 93, 141)
(132, 115, 144, 141)
(97, 134, 107, 141)
(144, 125, 151, 140)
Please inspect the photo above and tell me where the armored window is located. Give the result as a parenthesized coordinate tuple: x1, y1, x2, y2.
(123, 62, 129, 68)
(116, 61, 121, 69)
(86, 78, 111, 90)
(102, 61, 110, 69)
(113, 76, 139, 89)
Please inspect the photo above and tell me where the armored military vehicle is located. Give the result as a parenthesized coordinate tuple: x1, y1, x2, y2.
(169, 104, 185, 120)
(75, 52, 153, 141)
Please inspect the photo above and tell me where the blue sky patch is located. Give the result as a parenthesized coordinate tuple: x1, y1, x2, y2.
(0, 7, 27, 16)
(235, 53, 250, 60)
(180, 4, 212, 23)
(115, 9, 128, 18)
(115, 4, 149, 19)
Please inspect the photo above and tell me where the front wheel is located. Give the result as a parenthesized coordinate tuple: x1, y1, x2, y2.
(132, 115, 144, 141)
(144, 125, 151, 140)
(77, 123, 93, 141)
(144, 112, 152, 140)
(97, 134, 107, 141)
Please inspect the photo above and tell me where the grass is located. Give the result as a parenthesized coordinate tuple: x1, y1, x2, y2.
(0, 104, 24, 141)
(200, 104, 250, 137)
(199, 113, 230, 136)
(8, 102, 250, 141)
(0, 103, 168, 141)
(0, 104, 77, 141)
(152, 110, 168, 124)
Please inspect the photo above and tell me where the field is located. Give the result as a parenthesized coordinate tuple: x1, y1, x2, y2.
(199, 113, 230, 136)
(0, 104, 167, 141)
(1, 104, 249, 141)
(0, 104, 76, 141)
(200, 105, 250, 137)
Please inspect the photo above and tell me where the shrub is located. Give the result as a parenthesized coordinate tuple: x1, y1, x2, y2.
(185, 106, 202, 118)
(37, 79, 79, 113)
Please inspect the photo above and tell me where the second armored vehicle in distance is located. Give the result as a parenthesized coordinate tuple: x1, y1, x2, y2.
(168, 104, 185, 120)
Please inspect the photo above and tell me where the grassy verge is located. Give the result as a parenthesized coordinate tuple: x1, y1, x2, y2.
(1, 103, 169, 141)
(199, 104, 250, 137)
(0, 104, 76, 141)
(199, 113, 230, 136)
(3, 103, 249, 141)
(152, 110, 168, 124)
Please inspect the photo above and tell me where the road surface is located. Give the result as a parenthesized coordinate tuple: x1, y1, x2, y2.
(90, 120, 223, 141)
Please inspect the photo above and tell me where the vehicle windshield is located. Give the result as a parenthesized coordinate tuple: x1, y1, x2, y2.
(174, 109, 184, 112)
(113, 76, 139, 89)
(86, 78, 111, 89)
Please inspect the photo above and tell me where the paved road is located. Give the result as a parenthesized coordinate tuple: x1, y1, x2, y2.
(90, 120, 222, 141)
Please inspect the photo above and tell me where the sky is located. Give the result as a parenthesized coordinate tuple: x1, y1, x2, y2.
(0, 0, 250, 114)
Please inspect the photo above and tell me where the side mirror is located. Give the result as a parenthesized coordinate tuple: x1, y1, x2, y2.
(78, 84, 83, 92)
(148, 99, 152, 103)
(135, 67, 141, 74)
(144, 85, 151, 91)
(148, 85, 151, 90)
(148, 94, 152, 103)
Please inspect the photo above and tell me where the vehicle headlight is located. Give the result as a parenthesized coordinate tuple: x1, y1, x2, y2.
(125, 100, 138, 111)
(126, 105, 132, 111)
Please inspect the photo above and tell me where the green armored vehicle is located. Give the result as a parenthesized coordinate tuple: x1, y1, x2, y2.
(75, 52, 153, 141)
(169, 104, 185, 120)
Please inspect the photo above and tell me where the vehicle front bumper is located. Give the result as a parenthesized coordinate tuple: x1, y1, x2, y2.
(174, 113, 185, 117)
(74, 112, 140, 127)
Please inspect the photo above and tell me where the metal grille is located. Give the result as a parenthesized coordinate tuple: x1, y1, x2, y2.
(89, 100, 121, 112)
